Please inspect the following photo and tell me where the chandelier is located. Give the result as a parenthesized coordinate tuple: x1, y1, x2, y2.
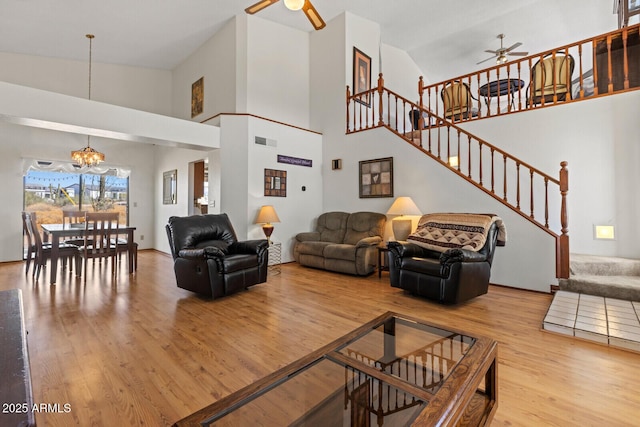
(71, 34, 105, 167)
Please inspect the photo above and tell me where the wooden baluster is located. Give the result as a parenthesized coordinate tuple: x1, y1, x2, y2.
(369, 89, 373, 128)
(377, 73, 384, 126)
(485, 70, 491, 116)
(503, 155, 508, 202)
(517, 61, 522, 110)
(446, 128, 451, 163)
(544, 177, 549, 228)
(358, 93, 362, 131)
(391, 93, 395, 130)
(558, 161, 570, 279)
(578, 44, 584, 99)
(606, 35, 614, 93)
(496, 66, 501, 113)
(346, 86, 350, 133)
(592, 39, 600, 96)
(516, 163, 521, 209)
(529, 169, 535, 219)
(490, 148, 495, 193)
(623, 28, 629, 90)
(467, 135, 472, 179)
(528, 57, 534, 108)
(456, 130, 461, 172)
(478, 140, 483, 185)
(477, 73, 482, 117)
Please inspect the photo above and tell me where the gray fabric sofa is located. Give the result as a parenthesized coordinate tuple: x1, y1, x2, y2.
(293, 211, 386, 276)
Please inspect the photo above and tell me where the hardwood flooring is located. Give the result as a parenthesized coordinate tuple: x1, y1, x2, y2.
(1, 251, 640, 426)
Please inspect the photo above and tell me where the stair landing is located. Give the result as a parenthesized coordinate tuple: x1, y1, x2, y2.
(543, 290, 640, 352)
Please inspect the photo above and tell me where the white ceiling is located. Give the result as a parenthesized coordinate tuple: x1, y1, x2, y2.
(0, 0, 618, 83)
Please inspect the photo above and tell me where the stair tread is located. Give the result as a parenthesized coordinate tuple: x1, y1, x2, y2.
(569, 274, 640, 287)
(570, 253, 640, 276)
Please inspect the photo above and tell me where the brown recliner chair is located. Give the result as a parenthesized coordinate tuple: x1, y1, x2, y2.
(165, 214, 269, 298)
(387, 213, 505, 304)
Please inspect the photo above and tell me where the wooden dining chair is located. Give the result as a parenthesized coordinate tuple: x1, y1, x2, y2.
(24, 212, 79, 281)
(76, 212, 120, 282)
(62, 210, 88, 246)
(21, 211, 36, 274)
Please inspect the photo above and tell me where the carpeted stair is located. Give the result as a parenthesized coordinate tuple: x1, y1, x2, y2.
(558, 253, 640, 301)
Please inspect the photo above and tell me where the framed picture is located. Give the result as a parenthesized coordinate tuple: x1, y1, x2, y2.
(163, 170, 177, 204)
(191, 77, 204, 118)
(264, 169, 287, 197)
(359, 157, 393, 198)
(353, 47, 372, 106)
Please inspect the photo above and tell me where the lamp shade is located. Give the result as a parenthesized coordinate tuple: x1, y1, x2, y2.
(386, 197, 422, 216)
(284, 0, 304, 10)
(255, 205, 280, 224)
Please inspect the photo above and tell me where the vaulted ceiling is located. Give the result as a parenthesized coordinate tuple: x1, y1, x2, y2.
(0, 0, 617, 83)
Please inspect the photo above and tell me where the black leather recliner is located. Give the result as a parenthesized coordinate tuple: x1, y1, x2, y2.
(165, 214, 269, 298)
(387, 221, 499, 304)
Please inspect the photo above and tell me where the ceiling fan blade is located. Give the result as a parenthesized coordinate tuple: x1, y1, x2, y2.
(485, 49, 499, 54)
(302, 0, 326, 30)
(505, 42, 522, 52)
(245, 0, 279, 14)
(508, 51, 528, 56)
(476, 56, 496, 65)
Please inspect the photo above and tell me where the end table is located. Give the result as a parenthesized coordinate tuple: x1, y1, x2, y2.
(268, 241, 282, 275)
(377, 243, 390, 278)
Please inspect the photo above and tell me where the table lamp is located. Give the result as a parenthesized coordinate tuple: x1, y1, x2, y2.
(386, 196, 422, 241)
(255, 205, 280, 243)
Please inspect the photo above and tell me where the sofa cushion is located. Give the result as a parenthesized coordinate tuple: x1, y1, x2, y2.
(344, 212, 387, 245)
(324, 244, 357, 261)
(296, 241, 332, 257)
(317, 212, 349, 243)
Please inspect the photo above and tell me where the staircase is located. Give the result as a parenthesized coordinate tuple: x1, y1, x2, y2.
(560, 254, 640, 300)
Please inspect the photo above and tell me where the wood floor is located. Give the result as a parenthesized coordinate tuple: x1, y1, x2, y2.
(2, 251, 640, 426)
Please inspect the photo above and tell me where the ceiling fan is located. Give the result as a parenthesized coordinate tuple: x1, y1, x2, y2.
(477, 34, 528, 65)
(245, 0, 326, 30)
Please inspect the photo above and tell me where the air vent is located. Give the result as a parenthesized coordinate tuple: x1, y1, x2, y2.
(254, 136, 277, 147)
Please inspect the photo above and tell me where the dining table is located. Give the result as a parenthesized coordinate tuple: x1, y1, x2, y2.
(41, 223, 137, 284)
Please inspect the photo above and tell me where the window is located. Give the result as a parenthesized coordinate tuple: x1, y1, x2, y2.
(23, 165, 130, 229)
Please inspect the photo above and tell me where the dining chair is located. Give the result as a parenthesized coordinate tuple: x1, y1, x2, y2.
(24, 212, 79, 281)
(21, 212, 36, 274)
(62, 210, 88, 246)
(441, 81, 479, 121)
(76, 212, 120, 282)
(527, 53, 575, 106)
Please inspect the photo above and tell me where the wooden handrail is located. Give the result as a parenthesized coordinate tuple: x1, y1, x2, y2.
(346, 81, 569, 279)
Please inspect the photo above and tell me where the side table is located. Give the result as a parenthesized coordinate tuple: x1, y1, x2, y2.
(377, 243, 390, 278)
(268, 241, 282, 275)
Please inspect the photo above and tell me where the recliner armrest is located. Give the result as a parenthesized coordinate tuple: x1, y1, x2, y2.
(355, 236, 382, 248)
(440, 248, 487, 264)
(387, 241, 441, 259)
(178, 247, 226, 260)
(229, 239, 269, 255)
(295, 231, 320, 242)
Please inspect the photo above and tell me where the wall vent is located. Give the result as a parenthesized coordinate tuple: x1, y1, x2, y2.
(254, 136, 277, 147)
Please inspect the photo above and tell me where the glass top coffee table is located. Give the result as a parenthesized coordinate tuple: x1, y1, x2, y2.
(173, 311, 497, 426)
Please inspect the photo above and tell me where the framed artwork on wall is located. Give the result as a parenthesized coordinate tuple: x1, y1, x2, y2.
(359, 157, 393, 198)
(264, 169, 287, 197)
(191, 77, 204, 118)
(353, 47, 372, 106)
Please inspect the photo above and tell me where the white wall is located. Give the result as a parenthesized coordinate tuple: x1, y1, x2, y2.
(171, 18, 237, 121)
(218, 115, 323, 263)
(246, 15, 311, 128)
(0, 52, 172, 115)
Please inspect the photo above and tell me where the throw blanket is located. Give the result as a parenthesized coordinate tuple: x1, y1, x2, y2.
(407, 213, 507, 253)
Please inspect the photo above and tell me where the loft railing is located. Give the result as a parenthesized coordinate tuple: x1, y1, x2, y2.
(416, 23, 640, 122)
(346, 75, 570, 279)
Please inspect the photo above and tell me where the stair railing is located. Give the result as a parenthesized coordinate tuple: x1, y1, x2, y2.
(418, 23, 640, 123)
(346, 74, 570, 279)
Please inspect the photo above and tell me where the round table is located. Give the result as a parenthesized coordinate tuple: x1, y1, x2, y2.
(479, 78, 525, 110)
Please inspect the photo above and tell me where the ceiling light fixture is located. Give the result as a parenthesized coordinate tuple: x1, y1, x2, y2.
(71, 34, 105, 167)
(284, 0, 305, 11)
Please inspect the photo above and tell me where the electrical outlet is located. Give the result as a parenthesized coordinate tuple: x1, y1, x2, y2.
(140, 235, 144, 241)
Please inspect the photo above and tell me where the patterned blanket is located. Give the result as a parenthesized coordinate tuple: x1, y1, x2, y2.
(407, 213, 506, 252)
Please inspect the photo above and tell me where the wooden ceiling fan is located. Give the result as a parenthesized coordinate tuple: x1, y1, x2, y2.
(477, 34, 528, 65)
(245, 0, 326, 30)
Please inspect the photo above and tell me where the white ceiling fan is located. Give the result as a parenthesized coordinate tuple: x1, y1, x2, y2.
(245, 0, 326, 30)
(477, 34, 528, 65)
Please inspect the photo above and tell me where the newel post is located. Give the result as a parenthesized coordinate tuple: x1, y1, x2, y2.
(377, 73, 384, 126)
(346, 85, 351, 133)
(418, 76, 424, 110)
(558, 161, 570, 279)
